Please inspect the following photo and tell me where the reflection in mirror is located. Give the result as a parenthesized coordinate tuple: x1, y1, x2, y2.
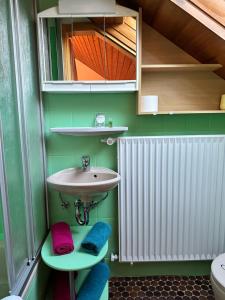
(62, 17, 106, 81)
(42, 16, 136, 81)
(104, 16, 136, 80)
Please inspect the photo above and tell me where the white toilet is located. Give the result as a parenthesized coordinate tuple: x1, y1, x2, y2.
(211, 253, 225, 300)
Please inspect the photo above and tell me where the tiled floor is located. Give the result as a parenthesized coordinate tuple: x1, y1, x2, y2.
(109, 276, 215, 299)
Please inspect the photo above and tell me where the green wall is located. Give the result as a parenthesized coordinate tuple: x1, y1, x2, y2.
(44, 92, 225, 276)
(39, 0, 225, 279)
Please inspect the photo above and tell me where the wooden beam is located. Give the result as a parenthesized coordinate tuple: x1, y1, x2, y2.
(189, 0, 225, 27)
(106, 27, 136, 51)
(170, 0, 225, 40)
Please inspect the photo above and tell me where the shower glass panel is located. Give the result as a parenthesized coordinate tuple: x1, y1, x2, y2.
(0, 200, 9, 298)
(17, 0, 46, 254)
(3, 119, 29, 276)
(0, 104, 30, 287)
(0, 0, 46, 294)
(0, 0, 30, 289)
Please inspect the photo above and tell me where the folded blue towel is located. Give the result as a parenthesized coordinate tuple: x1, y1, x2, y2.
(81, 222, 112, 255)
(77, 262, 110, 300)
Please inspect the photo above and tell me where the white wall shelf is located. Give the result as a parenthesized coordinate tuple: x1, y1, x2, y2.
(42, 81, 137, 93)
(51, 127, 128, 136)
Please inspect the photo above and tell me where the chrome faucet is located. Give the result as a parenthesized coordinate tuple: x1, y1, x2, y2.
(81, 155, 90, 171)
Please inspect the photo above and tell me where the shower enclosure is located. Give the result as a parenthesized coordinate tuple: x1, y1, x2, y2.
(0, 0, 47, 297)
(0, 202, 9, 298)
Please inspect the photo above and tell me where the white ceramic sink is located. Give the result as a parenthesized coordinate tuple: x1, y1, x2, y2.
(47, 167, 120, 197)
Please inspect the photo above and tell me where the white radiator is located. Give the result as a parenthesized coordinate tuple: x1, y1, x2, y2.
(118, 135, 225, 262)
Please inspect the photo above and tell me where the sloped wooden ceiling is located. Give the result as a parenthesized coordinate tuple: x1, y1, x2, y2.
(189, 0, 225, 27)
(62, 17, 136, 80)
(117, 0, 225, 80)
(69, 31, 136, 80)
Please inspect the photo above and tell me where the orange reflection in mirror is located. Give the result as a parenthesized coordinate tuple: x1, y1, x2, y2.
(62, 17, 136, 81)
(75, 59, 105, 81)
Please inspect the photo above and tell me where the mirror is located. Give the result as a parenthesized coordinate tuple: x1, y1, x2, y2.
(40, 16, 137, 82)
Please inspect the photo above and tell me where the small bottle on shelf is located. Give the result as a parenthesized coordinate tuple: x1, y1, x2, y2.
(108, 118, 113, 128)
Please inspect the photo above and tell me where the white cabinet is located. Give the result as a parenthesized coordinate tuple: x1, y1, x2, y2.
(37, 5, 140, 93)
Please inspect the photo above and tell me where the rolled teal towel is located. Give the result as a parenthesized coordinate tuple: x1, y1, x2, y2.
(81, 222, 112, 255)
(77, 262, 110, 300)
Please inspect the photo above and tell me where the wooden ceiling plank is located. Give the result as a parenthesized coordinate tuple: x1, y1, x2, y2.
(105, 42, 112, 80)
(110, 44, 114, 80)
(123, 57, 133, 79)
(87, 34, 99, 74)
(84, 35, 96, 68)
(74, 36, 92, 68)
(122, 58, 131, 79)
(129, 60, 136, 79)
(116, 51, 123, 80)
(114, 48, 119, 80)
(92, 36, 105, 77)
(170, 0, 225, 40)
(103, 31, 136, 56)
(73, 21, 137, 56)
(124, 16, 137, 30)
(106, 27, 136, 51)
(117, 51, 126, 80)
(127, 61, 136, 80)
(97, 38, 106, 78)
(189, 0, 225, 27)
(113, 48, 120, 80)
(112, 23, 137, 43)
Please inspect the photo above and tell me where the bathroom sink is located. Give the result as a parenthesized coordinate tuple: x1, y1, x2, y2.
(47, 167, 120, 198)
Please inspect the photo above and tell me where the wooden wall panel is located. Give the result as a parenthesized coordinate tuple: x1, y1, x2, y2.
(142, 23, 198, 64)
(141, 71, 225, 112)
(118, 0, 225, 80)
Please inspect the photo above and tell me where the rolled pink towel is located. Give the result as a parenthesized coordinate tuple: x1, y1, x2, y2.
(51, 222, 74, 255)
(53, 271, 77, 300)
(53, 271, 70, 300)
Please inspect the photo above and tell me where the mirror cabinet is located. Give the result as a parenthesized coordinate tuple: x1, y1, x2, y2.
(37, 6, 139, 92)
